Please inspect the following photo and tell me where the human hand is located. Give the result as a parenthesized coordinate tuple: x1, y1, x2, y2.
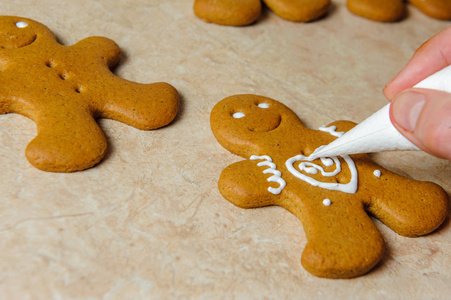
(384, 27, 451, 160)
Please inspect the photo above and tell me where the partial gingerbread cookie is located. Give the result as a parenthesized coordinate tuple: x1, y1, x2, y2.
(194, 0, 262, 26)
(0, 16, 179, 172)
(408, 0, 451, 20)
(347, 0, 451, 21)
(210, 94, 448, 278)
(347, 0, 406, 22)
(262, 0, 331, 22)
(193, 0, 330, 26)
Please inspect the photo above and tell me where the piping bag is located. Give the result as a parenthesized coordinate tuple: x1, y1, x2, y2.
(308, 65, 451, 160)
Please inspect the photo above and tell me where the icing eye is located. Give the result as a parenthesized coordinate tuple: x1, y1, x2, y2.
(233, 112, 245, 119)
(15, 21, 28, 28)
(258, 103, 269, 109)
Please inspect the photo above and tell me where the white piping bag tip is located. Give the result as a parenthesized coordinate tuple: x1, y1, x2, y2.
(307, 64, 451, 159)
(307, 104, 419, 159)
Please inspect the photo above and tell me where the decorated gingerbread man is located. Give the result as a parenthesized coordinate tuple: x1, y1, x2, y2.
(210, 94, 448, 278)
(193, 0, 331, 26)
(0, 16, 179, 172)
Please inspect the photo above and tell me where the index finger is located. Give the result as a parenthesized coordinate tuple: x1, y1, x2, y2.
(384, 26, 451, 100)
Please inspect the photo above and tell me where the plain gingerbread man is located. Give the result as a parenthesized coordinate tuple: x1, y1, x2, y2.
(210, 94, 448, 278)
(0, 16, 179, 172)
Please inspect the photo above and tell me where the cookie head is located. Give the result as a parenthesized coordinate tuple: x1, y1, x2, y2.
(0, 16, 51, 49)
(210, 94, 302, 156)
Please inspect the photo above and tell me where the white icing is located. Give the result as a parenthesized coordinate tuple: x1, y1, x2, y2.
(319, 125, 345, 138)
(250, 155, 286, 195)
(258, 103, 270, 109)
(279, 125, 358, 194)
(323, 199, 332, 206)
(15, 21, 28, 28)
(286, 151, 358, 194)
(233, 112, 245, 119)
(373, 170, 381, 178)
(298, 155, 342, 177)
(249, 125, 359, 196)
(320, 157, 334, 167)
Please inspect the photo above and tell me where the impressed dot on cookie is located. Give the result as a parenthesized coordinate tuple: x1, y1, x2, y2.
(0, 16, 179, 172)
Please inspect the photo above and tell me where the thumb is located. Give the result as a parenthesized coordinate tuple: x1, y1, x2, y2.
(390, 88, 451, 160)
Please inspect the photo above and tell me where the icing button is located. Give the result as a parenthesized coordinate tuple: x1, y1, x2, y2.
(323, 199, 332, 206)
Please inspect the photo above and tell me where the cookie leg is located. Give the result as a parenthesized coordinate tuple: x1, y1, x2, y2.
(98, 80, 179, 130)
(291, 197, 384, 278)
(361, 166, 449, 237)
(408, 0, 451, 20)
(347, 0, 406, 22)
(26, 107, 107, 172)
(262, 0, 331, 22)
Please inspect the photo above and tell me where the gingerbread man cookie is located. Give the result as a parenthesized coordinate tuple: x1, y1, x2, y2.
(194, 0, 330, 26)
(0, 16, 179, 172)
(347, 0, 451, 22)
(210, 94, 448, 278)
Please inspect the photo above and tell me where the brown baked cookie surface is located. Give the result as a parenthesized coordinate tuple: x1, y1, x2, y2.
(347, 0, 406, 22)
(0, 16, 179, 172)
(194, 0, 262, 26)
(347, 0, 451, 21)
(210, 94, 448, 278)
(262, 0, 331, 22)
(193, 0, 330, 26)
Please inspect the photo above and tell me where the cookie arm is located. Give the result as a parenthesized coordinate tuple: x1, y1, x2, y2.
(70, 37, 179, 130)
(292, 197, 384, 278)
(25, 105, 107, 172)
(360, 164, 449, 237)
(326, 120, 357, 133)
(98, 79, 179, 130)
(326, 120, 448, 235)
(218, 159, 282, 209)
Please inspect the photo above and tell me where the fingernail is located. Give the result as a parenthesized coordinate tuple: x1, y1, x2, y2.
(391, 91, 426, 132)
